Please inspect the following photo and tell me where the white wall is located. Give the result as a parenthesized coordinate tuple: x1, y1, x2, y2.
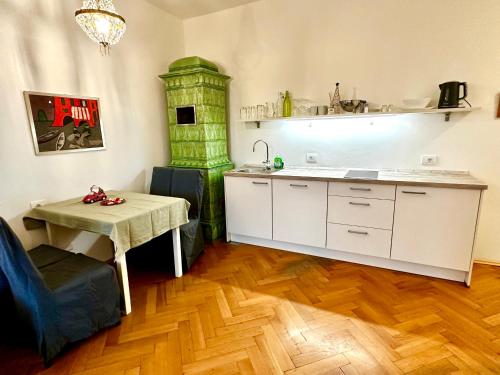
(0, 0, 184, 255)
(184, 0, 500, 262)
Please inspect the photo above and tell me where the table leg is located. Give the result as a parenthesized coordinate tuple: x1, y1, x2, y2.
(45, 222, 54, 246)
(116, 253, 132, 315)
(172, 227, 183, 277)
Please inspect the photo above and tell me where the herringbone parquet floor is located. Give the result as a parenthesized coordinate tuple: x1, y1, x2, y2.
(1, 241, 500, 374)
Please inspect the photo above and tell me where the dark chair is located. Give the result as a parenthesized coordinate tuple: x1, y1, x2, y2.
(131, 167, 205, 271)
(0, 218, 121, 365)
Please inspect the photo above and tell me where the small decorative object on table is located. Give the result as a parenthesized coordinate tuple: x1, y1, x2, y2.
(329, 83, 342, 114)
(82, 185, 107, 204)
(100, 197, 126, 206)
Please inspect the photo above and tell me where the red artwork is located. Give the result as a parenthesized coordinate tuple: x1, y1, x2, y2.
(52, 97, 99, 128)
(24, 92, 105, 155)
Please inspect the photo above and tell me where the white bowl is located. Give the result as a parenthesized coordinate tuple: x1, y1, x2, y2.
(402, 98, 431, 109)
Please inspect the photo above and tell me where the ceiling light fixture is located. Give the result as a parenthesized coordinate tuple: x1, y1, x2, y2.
(75, 0, 126, 55)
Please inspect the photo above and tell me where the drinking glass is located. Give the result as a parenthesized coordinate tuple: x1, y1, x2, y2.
(240, 107, 247, 120)
(381, 104, 394, 113)
(257, 105, 265, 119)
(265, 102, 275, 118)
(250, 106, 257, 119)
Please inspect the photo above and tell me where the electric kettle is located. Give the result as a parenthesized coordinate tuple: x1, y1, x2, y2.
(438, 81, 467, 108)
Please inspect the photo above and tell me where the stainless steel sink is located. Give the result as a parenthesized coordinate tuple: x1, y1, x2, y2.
(344, 170, 379, 179)
(235, 167, 273, 173)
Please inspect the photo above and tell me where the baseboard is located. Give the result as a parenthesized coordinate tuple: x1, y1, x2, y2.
(474, 259, 500, 267)
(229, 234, 469, 284)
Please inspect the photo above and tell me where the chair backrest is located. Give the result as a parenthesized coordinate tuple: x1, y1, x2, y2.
(0, 218, 64, 362)
(150, 167, 204, 219)
(150, 167, 174, 197)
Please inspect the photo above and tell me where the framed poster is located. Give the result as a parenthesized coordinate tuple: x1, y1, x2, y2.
(24, 91, 106, 155)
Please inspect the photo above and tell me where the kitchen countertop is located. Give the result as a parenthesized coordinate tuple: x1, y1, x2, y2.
(224, 166, 488, 190)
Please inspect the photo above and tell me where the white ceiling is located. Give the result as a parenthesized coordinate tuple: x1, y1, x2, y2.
(146, 0, 259, 19)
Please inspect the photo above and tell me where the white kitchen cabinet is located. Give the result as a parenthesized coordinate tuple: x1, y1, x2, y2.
(327, 223, 392, 258)
(391, 186, 481, 271)
(273, 179, 328, 247)
(225, 176, 272, 239)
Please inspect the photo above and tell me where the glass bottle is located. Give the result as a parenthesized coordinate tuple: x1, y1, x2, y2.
(331, 83, 342, 114)
(275, 91, 284, 118)
(283, 91, 292, 117)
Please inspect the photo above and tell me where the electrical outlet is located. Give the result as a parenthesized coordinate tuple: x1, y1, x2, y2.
(421, 155, 438, 166)
(306, 152, 318, 163)
(30, 199, 47, 209)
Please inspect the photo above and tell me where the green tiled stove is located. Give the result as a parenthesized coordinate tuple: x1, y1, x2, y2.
(160, 56, 233, 241)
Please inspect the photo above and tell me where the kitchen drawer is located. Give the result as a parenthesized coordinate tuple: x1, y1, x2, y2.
(329, 182, 395, 200)
(273, 179, 328, 248)
(327, 223, 392, 258)
(328, 196, 395, 230)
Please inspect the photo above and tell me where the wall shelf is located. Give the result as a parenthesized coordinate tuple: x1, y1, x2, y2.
(239, 107, 480, 128)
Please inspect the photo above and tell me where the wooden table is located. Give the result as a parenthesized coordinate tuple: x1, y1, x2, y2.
(24, 191, 190, 315)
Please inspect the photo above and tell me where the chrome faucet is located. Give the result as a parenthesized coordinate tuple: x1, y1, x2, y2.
(253, 139, 271, 170)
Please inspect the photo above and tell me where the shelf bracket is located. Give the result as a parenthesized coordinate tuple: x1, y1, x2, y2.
(444, 112, 451, 122)
(255, 121, 261, 129)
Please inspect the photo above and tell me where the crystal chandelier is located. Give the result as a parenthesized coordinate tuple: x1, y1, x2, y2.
(75, 0, 126, 55)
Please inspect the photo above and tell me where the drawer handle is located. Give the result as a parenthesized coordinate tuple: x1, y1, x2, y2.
(349, 202, 371, 207)
(290, 184, 308, 188)
(252, 181, 269, 185)
(348, 229, 369, 235)
(350, 187, 372, 191)
(402, 191, 427, 195)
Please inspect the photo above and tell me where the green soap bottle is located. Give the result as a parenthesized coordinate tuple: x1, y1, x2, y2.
(274, 154, 284, 169)
(283, 91, 292, 117)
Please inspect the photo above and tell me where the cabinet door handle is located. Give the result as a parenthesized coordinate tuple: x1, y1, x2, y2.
(350, 187, 372, 191)
(348, 229, 369, 235)
(349, 202, 371, 206)
(252, 181, 268, 185)
(402, 191, 426, 195)
(290, 184, 308, 188)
